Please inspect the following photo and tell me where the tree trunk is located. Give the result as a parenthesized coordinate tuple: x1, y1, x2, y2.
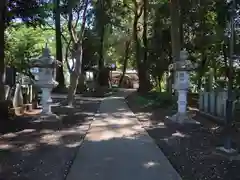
(98, 25, 105, 71)
(97, 0, 106, 72)
(197, 50, 207, 91)
(0, 0, 6, 101)
(170, 0, 181, 62)
(143, 0, 148, 65)
(169, 0, 181, 92)
(97, 24, 106, 87)
(54, 0, 65, 91)
(179, 0, 184, 48)
(119, 40, 130, 87)
(65, 0, 89, 105)
(222, 43, 229, 81)
(157, 76, 161, 92)
(67, 45, 82, 106)
(132, 0, 151, 93)
(137, 63, 151, 92)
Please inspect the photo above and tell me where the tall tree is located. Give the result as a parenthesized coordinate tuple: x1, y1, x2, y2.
(0, 0, 6, 101)
(54, 0, 65, 91)
(93, 0, 113, 86)
(0, 0, 50, 100)
(132, 0, 151, 92)
(119, 38, 131, 87)
(66, 0, 90, 106)
(97, 0, 106, 71)
(169, 0, 181, 90)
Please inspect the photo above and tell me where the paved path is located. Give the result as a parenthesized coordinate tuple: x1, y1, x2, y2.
(66, 91, 182, 180)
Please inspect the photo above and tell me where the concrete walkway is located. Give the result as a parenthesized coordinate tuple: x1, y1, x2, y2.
(66, 91, 182, 180)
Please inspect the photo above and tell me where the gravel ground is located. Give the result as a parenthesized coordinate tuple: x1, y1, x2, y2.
(0, 97, 101, 180)
(127, 92, 240, 180)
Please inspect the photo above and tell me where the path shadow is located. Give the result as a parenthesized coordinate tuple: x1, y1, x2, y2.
(126, 92, 240, 180)
(0, 97, 101, 180)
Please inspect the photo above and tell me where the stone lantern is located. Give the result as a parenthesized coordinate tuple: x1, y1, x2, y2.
(30, 44, 60, 115)
(168, 50, 198, 123)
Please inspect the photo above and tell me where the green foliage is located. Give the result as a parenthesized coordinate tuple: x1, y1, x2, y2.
(136, 91, 174, 108)
(3, 0, 240, 94)
(5, 24, 55, 73)
(7, 0, 52, 26)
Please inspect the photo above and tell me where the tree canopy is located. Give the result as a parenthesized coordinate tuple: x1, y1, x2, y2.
(1, 0, 240, 96)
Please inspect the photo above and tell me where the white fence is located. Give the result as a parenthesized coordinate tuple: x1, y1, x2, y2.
(198, 91, 237, 120)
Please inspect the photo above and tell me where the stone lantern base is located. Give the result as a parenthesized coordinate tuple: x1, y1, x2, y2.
(167, 112, 200, 125)
(33, 113, 60, 122)
(213, 147, 240, 161)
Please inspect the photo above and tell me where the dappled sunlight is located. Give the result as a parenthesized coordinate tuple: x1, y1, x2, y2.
(147, 122, 166, 130)
(106, 96, 124, 100)
(0, 143, 16, 150)
(143, 161, 160, 169)
(137, 112, 152, 118)
(65, 141, 82, 148)
(116, 108, 127, 111)
(39, 133, 62, 145)
(40, 129, 55, 134)
(86, 125, 142, 141)
(163, 130, 190, 144)
(22, 143, 37, 151)
(86, 124, 142, 141)
(156, 122, 166, 128)
(18, 129, 36, 133)
(1, 132, 18, 138)
(0, 94, 101, 180)
(74, 112, 95, 116)
(211, 126, 221, 131)
(86, 92, 155, 142)
(126, 90, 240, 180)
(0, 100, 99, 151)
(172, 131, 190, 138)
(87, 115, 145, 141)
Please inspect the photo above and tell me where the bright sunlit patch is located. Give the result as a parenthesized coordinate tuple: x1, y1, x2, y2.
(40, 133, 61, 145)
(22, 143, 37, 151)
(156, 122, 166, 128)
(172, 131, 189, 138)
(17, 129, 36, 134)
(75, 112, 94, 116)
(40, 129, 54, 134)
(211, 126, 220, 130)
(66, 142, 82, 148)
(125, 136, 136, 140)
(143, 161, 160, 168)
(117, 108, 126, 111)
(2, 133, 17, 138)
(0, 144, 15, 150)
(157, 122, 165, 126)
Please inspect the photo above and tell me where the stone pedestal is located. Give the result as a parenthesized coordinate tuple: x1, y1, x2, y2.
(177, 90, 187, 113)
(168, 89, 199, 124)
(41, 86, 54, 114)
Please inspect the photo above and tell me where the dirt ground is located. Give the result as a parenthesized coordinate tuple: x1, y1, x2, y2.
(127, 92, 240, 180)
(0, 97, 101, 180)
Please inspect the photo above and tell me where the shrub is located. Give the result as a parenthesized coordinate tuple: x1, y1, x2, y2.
(136, 91, 175, 109)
